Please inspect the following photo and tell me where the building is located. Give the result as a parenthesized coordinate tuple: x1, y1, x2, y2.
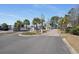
(68, 7, 79, 26)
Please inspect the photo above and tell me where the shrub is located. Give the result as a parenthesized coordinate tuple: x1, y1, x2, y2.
(22, 32, 36, 35)
(70, 25, 79, 35)
(65, 27, 72, 33)
(1, 23, 9, 31)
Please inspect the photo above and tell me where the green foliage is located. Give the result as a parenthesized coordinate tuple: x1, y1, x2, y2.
(68, 8, 75, 14)
(65, 27, 72, 33)
(59, 15, 69, 30)
(32, 18, 41, 25)
(13, 19, 31, 31)
(32, 17, 42, 30)
(13, 22, 18, 31)
(13, 20, 22, 31)
(59, 15, 69, 25)
(65, 25, 79, 35)
(51, 16, 59, 22)
(40, 19, 45, 25)
(24, 19, 30, 25)
(1, 23, 9, 31)
(22, 31, 41, 35)
(23, 19, 30, 29)
(50, 16, 60, 27)
(22, 32, 37, 35)
(70, 25, 79, 35)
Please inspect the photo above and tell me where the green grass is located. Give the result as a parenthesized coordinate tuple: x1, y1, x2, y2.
(22, 30, 48, 35)
(22, 31, 41, 35)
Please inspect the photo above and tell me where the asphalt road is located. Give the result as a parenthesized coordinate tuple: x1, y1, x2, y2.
(0, 33, 71, 54)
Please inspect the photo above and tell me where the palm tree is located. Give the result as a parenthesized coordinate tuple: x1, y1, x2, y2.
(23, 19, 30, 30)
(14, 20, 22, 31)
(40, 19, 45, 33)
(14, 22, 17, 31)
(32, 17, 41, 30)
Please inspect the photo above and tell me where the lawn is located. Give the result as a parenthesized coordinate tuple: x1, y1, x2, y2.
(22, 31, 41, 35)
(22, 30, 47, 35)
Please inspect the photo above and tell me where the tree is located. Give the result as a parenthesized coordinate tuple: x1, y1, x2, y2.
(50, 16, 60, 28)
(59, 15, 69, 31)
(68, 8, 75, 14)
(68, 8, 79, 25)
(13, 22, 18, 31)
(32, 17, 41, 30)
(13, 20, 22, 31)
(1, 23, 9, 31)
(23, 19, 30, 30)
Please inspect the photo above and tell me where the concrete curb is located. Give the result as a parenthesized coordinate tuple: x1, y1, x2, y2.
(18, 34, 41, 37)
(62, 38, 78, 54)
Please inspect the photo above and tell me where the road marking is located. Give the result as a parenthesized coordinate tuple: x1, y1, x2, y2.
(62, 38, 77, 54)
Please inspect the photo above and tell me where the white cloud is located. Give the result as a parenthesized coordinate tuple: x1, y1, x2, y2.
(32, 4, 59, 10)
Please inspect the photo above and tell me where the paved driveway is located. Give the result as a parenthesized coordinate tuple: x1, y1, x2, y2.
(0, 29, 71, 54)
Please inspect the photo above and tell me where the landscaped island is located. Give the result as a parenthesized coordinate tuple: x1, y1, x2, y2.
(21, 30, 47, 35)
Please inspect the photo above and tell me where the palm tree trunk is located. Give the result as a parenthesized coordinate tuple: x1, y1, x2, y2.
(26, 25, 27, 30)
(41, 23, 43, 33)
(36, 24, 38, 31)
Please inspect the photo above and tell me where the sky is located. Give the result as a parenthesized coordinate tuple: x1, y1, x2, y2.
(0, 4, 77, 25)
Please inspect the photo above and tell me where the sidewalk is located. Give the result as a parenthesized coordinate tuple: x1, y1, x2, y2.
(41, 29, 60, 36)
(58, 29, 79, 53)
